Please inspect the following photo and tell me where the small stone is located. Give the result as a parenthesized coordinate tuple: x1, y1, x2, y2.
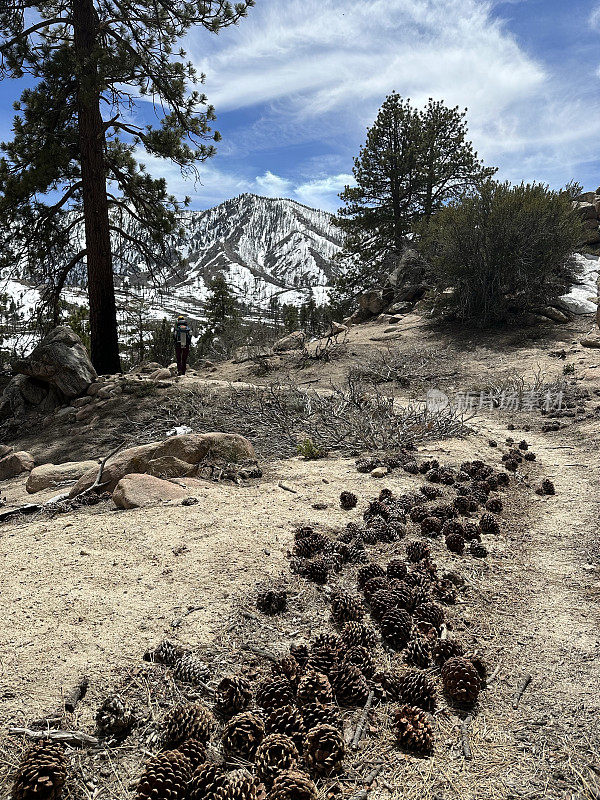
(370, 467, 388, 478)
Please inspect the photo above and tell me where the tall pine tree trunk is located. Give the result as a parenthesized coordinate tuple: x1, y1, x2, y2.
(73, 0, 121, 374)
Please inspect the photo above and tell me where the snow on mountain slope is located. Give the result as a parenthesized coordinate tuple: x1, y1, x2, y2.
(171, 193, 343, 309)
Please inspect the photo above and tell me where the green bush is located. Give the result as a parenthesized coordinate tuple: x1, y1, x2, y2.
(422, 180, 582, 326)
(297, 437, 327, 460)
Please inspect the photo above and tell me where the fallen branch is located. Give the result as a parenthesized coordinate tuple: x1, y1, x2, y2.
(351, 690, 375, 750)
(240, 643, 280, 662)
(487, 663, 502, 685)
(8, 728, 99, 747)
(278, 482, 297, 494)
(348, 763, 386, 800)
(512, 674, 532, 709)
(460, 715, 473, 760)
(72, 441, 126, 499)
(63, 676, 89, 713)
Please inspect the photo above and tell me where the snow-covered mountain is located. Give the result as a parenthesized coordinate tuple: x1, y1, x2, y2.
(167, 193, 343, 310)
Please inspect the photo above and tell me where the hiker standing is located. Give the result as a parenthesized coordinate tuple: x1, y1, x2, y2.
(173, 315, 192, 375)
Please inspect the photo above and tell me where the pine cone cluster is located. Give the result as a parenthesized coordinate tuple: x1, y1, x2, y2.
(12, 741, 68, 800)
(393, 705, 434, 754)
(188, 763, 228, 800)
(356, 562, 385, 589)
(266, 705, 306, 751)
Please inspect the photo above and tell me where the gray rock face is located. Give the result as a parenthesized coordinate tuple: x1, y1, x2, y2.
(12, 326, 96, 400)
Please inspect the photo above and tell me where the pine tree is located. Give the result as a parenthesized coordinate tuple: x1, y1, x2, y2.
(199, 273, 240, 357)
(334, 93, 495, 299)
(0, 1, 254, 374)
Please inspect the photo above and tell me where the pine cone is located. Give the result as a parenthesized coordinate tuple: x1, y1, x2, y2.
(432, 639, 464, 667)
(265, 705, 305, 751)
(215, 676, 253, 716)
(135, 751, 192, 800)
(171, 741, 204, 772)
(411, 585, 431, 609)
(369, 589, 403, 621)
(479, 513, 500, 534)
(273, 655, 302, 687)
(162, 703, 214, 747)
(95, 695, 133, 737)
(255, 734, 299, 787)
(296, 671, 333, 706)
(301, 702, 343, 732)
(445, 532, 465, 555)
(453, 495, 471, 515)
(420, 484, 442, 499)
(222, 712, 265, 760)
(537, 478, 555, 496)
(342, 646, 374, 678)
(12, 740, 67, 800)
(356, 456, 380, 473)
(386, 559, 407, 581)
(256, 676, 295, 711)
(363, 499, 390, 522)
(421, 516, 442, 536)
(413, 602, 444, 630)
(403, 460, 419, 474)
(441, 657, 481, 704)
(214, 776, 265, 800)
(463, 522, 481, 540)
(307, 645, 337, 677)
(524, 451, 536, 461)
(404, 637, 432, 668)
(303, 724, 345, 776)
(340, 491, 358, 510)
(290, 643, 309, 668)
(362, 576, 390, 602)
(347, 540, 368, 563)
(380, 608, 412, 649)
(257, 589, 287, 615)
(393, 705, 434, 754)
(469, 540, 488, 558)
(270, 770, 318, 800)
(173, 653, 211, 686)
(485, 497, 503, 513)
(188, 763, 228, 800)
(294, 533, 330, 558)
(388, 581, 415, 611)
(339, 621, 378, 650)
(409, 505, 429, 523)
(329, 664, 370, 706)
(465, 650, 488, 685)
(312, 633, 339, 650)
(331, 591, 364, 626)
(380, 670, 436, 711)
(149, 638, 188, 666)
(356, 563, 385, 589)
(406, 541, 430, 563)
(303, 559, 329, 584)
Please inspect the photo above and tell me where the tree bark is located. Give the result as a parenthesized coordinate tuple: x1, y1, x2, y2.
(73, 0, 121, 374)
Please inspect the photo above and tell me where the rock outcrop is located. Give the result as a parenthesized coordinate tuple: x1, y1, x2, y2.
(0, 451, 35, 481)
(0, 327, 96, 418)
(273, 331, 306, 352)
(69, 432, 257, 497)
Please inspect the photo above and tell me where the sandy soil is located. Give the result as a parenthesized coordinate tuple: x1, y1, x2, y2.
(1, 312, 599, 798)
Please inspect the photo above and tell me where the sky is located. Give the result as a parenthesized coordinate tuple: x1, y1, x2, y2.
(1, 0, 600, 213)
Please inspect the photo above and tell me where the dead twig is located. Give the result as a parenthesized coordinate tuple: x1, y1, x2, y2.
(8, 728, 99, 748)
(351, 690, 375, 750)
(460, 715, 473, 760)
(512, 674, 532, 709)
(348, 763, 386, 800)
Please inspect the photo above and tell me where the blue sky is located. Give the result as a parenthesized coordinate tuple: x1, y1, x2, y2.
(1, 0, 600, 212)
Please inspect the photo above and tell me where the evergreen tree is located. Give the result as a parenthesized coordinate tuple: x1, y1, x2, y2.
(149, 318, 174, 366)
(282, 304, 299, 332)
(0, 1, 254, 374)
(199, 273, 240, 357)
(334, 93, 495, 298)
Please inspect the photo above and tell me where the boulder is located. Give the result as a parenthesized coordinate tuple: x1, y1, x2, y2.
(577, 192, 597, 204)
(329, 321, 348, 337)
(358, 290, 386, 316)
(233, 345, 274, 363)
(386, 301, 413, 315)
(0, 451, 35, 480)
(573, 201, 598, 220)
(112, 473, 189, 509)
(12, 326, 96, 399)
(0, 445, 13, 459)
(581, 332, 600, 348)
(149, 368, 172, 381)
(396, 283, 427, 303)
(273, 331, 306, 353)
(69, 432, 256, 496)
(26, 460, 98, 493)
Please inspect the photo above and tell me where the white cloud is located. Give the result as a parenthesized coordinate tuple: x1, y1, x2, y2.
(590, 6, 600, 29)
(254, 170, 293, 197)
(294, 173, 354, 211)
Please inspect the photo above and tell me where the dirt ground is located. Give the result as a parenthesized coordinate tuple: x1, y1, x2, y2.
(1, 312, 599, 799)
